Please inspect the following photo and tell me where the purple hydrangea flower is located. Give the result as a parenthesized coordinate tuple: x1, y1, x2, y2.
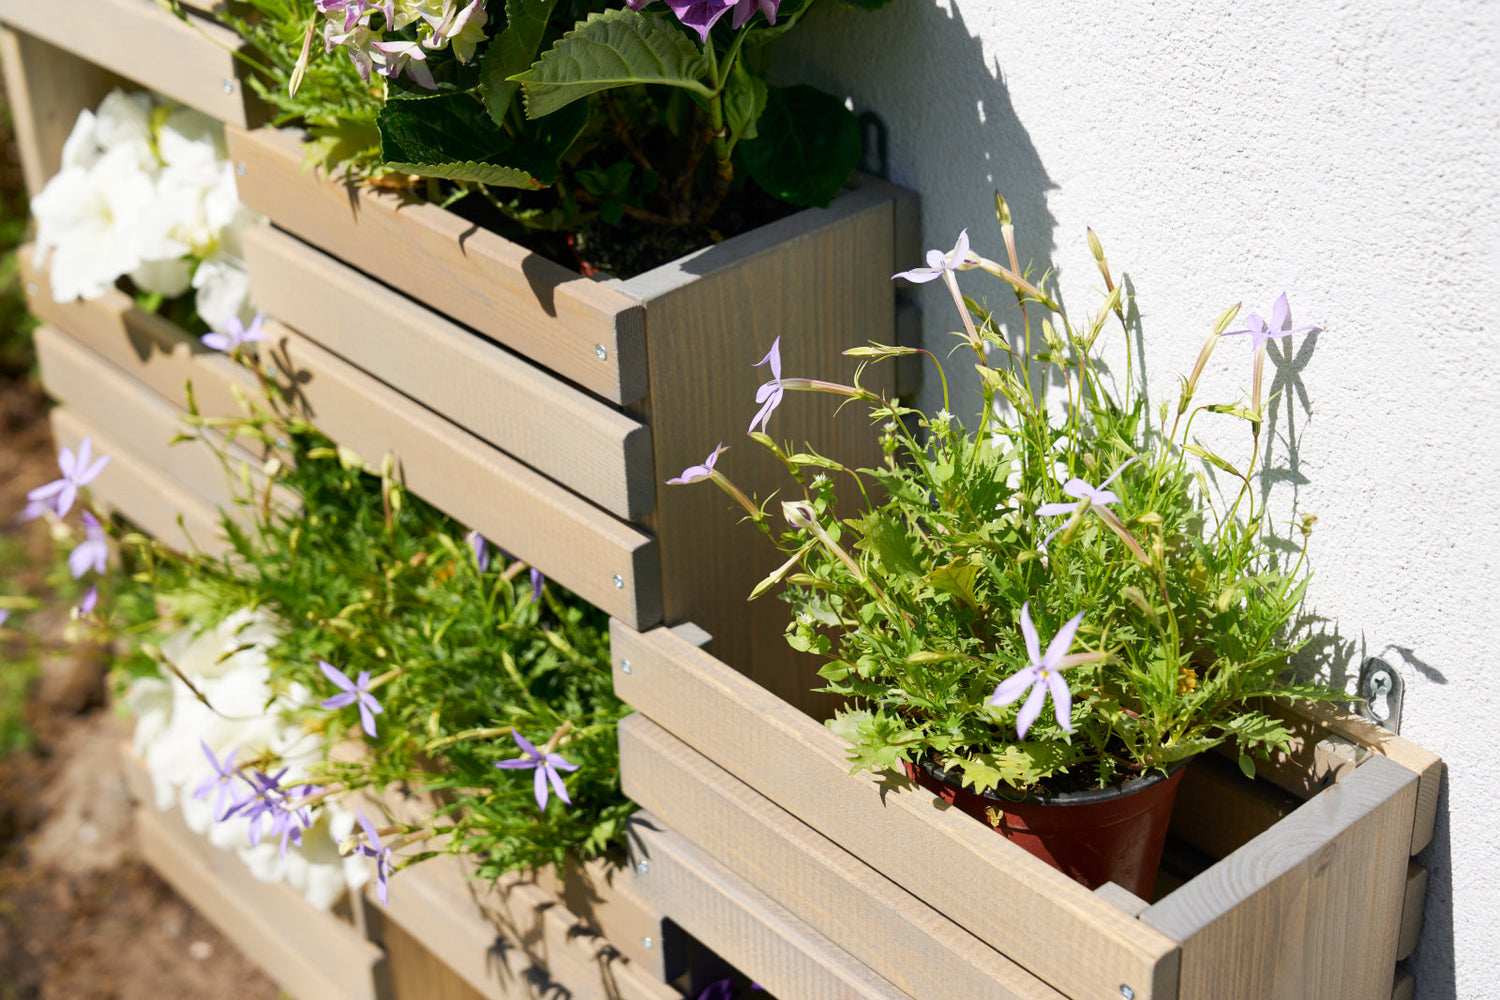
(67, 511, 108, 579)
(193, 740, 242, 821)
(647, 0, 736, 42)
(200, 313, 268, 353)
(748, 337, 785, 435)
(494, 731, 579, 812)
(355, 808, 394, 905)
(729, 0, 778, 28)
(319, 660, 384, 738)
(988, 603, 1087, 739)
(28, 436, 110, 519)
(666, 443, 727, 485)
(529, 567, 544, 604)
(466, 530, 490, 572)
(371, 39, 436, 88)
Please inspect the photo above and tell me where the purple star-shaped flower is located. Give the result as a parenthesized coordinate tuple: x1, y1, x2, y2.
(749, 337, 785, 435)
(988, 602, 1088, 739)
(1035, 457, 1139, 551)
(466, 530, 490, 572)
(529, 567, 544, 603)
(666, 442, 727, 485)
(76, 586, 99, 617)
(1221, 293, 1319, 411)
(892, 229, 975, 287)
(355, 808, 394, 905)
(0, 610, 10, 629)
(28, 436, 110, 518)
(67, 511, 108, 579)
(319, 660, 384, 738)
(200, 313, 268, 353)
(231, 768, 291, 847)
(494, 731, 579, 812)
(193, 740, 242, 821)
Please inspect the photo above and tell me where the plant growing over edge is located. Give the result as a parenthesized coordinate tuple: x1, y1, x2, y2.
(671, 196, 1343, 797)
(16, 321, 635, 894)
(166, 0, 893, 271)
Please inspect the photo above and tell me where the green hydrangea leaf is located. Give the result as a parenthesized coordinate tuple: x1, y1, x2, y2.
(481, 0, 559, 127)
(739, 84, 861, 207)
(378, 93, 562, 188)
(511, 7, 713, 120)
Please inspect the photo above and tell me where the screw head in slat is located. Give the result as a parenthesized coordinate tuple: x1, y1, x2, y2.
(595, 344, 608, 360)
(621, 660, 632, 675)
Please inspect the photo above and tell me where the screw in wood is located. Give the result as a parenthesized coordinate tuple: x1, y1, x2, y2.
(222, 79, 235, 94)
(642, 937, 653, 950)
(613, 574, 624, 588)
(595, 344, 608, 360)
(636, 859, 649, 875)
(236, 162, 247, 176)
(1120, 987, 1135, 999)
(621, 660, 632, 675)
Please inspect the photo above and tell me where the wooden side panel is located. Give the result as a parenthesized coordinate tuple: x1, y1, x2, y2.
(626, 811, 909, 1000)
(125, 758, 387, 1000)
(23, 250, 260, 424)
(0, 28, 117, 196)
(50, 408, 228, 556)
(243, 225, 654, 521)
(1168, 752, 1301, 860)
(551, 856, 681, 983)
(371, 848, 679, 1000)
(1272, 700, 1442, 855)
(609, 623, 1181, 1000)
(226, 125, 645, 404)
(0, 0, 251, 126)
(1142, 757, 1419, 1000)
(1396, 862, 1427, 961)
(263, 321, 660, 627)
(33, 326, 278, 524)
(624, 190, 898, 716)
(619, 715, 1064, 1000)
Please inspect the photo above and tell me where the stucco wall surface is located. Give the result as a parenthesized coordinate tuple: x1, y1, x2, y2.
(776, 2, 1498, 997)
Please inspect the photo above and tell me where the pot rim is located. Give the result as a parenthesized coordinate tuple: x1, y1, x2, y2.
(914, 755, 1188, 807)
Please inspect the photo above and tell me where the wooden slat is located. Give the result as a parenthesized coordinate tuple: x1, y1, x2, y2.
(626, 811, 909, 1000)
(34, 326, 280, 524)
(1142, 757, 1418, 1000)
(375, 919, 484, 1000)
(371, 848, 679, 1000)
(1396, 862, 1427, 961)
(262, 320, 660, 627)
(22, 248, 262, 425)
(1272, 699, 1442, 854)
(609, 623, 1181, 1000)
(124, 758, 387, 1000)
(243, 225, 654, 520)
(620, 189, 898, 717)
(226, 125, 645, 404)
(547, 856, 681, 983)
(49, 408, 228, 556)
(0, 27, 118, 197)
(0, 0, 251, 127)
(619, 714, 1063, 1000)
(1168, 752, 1301, 860)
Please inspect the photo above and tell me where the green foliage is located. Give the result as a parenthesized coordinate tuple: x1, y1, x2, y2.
(117, 364, 633, 876)
(735, 224, 1343, 796)
(739, 84, 861, 208)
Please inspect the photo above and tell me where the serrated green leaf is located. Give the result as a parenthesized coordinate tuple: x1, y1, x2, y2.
(740, 85, 861, 208)
(511, 8, 713, 120)
(481, 0, 558, 127)
(378, 93, 561, 188)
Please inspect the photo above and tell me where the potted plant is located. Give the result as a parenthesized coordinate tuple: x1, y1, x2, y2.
(670, 197, 1345, 895)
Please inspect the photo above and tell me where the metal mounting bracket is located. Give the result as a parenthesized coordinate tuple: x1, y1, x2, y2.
(1357, 657, 1404, 733)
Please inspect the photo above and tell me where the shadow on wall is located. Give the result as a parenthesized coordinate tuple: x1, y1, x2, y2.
(771, 0, 1056, 415)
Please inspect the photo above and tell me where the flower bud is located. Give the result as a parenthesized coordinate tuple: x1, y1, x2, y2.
(782, 500, 818, 530)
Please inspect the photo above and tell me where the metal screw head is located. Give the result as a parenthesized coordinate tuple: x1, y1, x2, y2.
(613, 574, 624, 589)
(641, 936, 653, 950)
(222, 78, 236, 94)
(636, 859, 649, 875)
(621, 659, 632, 675)
(1120, 987, 1135, 1000)
(595, 343, 608, 361)
(25, 282, 37, 296)
(235, 162, 247, 177)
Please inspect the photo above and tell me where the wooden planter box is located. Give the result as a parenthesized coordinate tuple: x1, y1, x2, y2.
(608, 620, 1442, 1000)
(226, 125, 918, 716)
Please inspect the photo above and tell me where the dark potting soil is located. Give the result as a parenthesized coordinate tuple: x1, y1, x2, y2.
(449, 177, 798, 280)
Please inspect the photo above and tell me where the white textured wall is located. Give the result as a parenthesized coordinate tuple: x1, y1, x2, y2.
(777, 2, 1498, 996)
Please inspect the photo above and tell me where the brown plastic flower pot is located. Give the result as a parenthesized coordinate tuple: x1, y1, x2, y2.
(903, 758, 1187, 897)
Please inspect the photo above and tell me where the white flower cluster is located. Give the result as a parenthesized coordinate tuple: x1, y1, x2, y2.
(31, 89, 261, 332)
(318, 0, 487, 88)
(126, 608, 369, 910)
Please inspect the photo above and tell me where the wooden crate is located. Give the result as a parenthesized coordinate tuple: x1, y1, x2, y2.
(225, 124, 917, 717)
(609, 621, 1442, 1000)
